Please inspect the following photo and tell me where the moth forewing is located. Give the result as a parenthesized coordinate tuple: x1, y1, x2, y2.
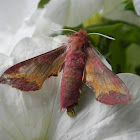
(84, 45, 130, 105)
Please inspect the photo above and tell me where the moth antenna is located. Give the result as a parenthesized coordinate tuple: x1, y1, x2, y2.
(52, 29, 77, 33)
(88, 33, 115, 40)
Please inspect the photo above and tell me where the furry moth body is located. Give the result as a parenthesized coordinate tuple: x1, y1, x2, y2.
(0, 30, 131, 116)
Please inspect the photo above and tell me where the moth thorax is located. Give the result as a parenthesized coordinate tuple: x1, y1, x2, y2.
(78, 30, 87, 35)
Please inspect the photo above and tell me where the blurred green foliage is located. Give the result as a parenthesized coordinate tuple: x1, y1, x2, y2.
(63, 16, 140, 76)
(123, 0, 136, 13)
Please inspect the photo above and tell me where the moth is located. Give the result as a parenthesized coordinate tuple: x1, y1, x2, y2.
(0, 30, 131, 116)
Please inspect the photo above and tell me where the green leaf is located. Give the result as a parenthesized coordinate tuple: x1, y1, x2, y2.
(83, 13, 101, 27)
(109, 40, 126, 73)
(38, 0, 50, 8)
(85, 21, 140, 45)
(84, 21, 140, 74)
(125, 44, 140, 75)
(123, 0, 136, 13)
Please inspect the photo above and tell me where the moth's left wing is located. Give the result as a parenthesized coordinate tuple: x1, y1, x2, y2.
(83, 46, 131, 105)
(0, 45, 67, 91)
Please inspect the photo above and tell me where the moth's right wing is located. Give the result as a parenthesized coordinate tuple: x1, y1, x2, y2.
(0, 45, 67, 91)
(83, 46, 131, 105)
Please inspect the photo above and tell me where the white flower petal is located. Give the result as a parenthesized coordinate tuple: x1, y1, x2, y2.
(0, 74, 62, 140)
(44, 0, 104, 27)
(53, 73, 140, 140)
(104, 131, 140, 140)
(10, 35, 68, 63)
(0, 53, 14, 74)
(0, 0, 39, 55)
(27, 9, 62, 36)
(102, 0, 140, 26)
(0, 35, 66, 139)
(133, 0, 140, 16)
(0, 33, 139, 140)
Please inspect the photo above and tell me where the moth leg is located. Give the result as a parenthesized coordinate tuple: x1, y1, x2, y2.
(67, 103, 78, 116)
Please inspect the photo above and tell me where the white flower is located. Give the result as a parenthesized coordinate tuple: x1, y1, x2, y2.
(42, 0, 140, 27)
(0, 35, 139, 140)
(133, 0, 140, 16)
(44, 0, 104, 27)
(30, 9, 62, 36)
(102, 0, 140, 26)
(0, 0, 40, 55)
(0, 35, 67, 140)
(0, 0, 140, 139)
